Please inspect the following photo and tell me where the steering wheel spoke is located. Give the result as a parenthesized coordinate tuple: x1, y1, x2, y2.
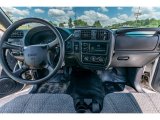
(48, 37, 59, 49)
(13, 65, 29, 77)
(2, 42, 23, 51)
(46, 65, 54, 74)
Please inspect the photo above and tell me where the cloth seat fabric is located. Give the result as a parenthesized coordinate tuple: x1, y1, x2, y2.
(0, 94, 76, 113)
(102, 93, 160, 113)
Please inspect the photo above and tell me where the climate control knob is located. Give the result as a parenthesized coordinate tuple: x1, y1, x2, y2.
(84, 56, 89, 61)
(91, 56, 96, 62)
(98, 57, 104, 63)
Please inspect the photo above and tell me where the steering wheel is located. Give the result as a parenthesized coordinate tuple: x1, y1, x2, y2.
(0, 18, 65, 84)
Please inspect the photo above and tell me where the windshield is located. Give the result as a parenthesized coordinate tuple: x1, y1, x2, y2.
(1, 7, 160, 29)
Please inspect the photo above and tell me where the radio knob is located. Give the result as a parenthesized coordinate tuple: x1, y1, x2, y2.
(91, 56, 96, 62)
(84, 56, 89, 61)
(82, 43, 88, 47)
(98, 57, 104, 63)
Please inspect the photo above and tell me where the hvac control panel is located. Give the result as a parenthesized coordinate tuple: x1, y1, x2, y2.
(65, 28, 112, 69)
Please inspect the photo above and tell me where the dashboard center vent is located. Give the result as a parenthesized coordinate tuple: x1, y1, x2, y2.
(81, 30, 91, 40)
(96, 30, 109, 40)
(10, 30, 24, 39)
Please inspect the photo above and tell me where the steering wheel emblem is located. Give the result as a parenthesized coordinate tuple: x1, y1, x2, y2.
(27, 53, 37, 57)
(24, 45, 48, 68)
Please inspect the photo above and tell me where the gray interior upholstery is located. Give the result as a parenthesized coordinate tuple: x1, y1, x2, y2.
(102, 93, 160, 113)
(0, 94, 76, 113)
(1, 93, 160, 113)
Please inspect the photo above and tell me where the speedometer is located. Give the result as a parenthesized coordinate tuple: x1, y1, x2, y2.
(29, 30, 56, 45)
(25, 26, 70, 46)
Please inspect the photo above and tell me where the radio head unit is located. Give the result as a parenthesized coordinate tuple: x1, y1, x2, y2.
(82, 42, 108, 54)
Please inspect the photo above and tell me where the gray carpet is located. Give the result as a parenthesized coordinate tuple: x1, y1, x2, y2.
(0, 66, 24, 99)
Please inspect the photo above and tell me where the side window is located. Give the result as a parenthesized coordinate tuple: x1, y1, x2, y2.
(0, 23, 4, 73)
(0, 23, 5, 38)
(0, 23, 5, 31)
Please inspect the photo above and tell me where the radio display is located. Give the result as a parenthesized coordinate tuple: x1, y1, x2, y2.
(90, 43, 107, 54)
(82, 42, 107, 54)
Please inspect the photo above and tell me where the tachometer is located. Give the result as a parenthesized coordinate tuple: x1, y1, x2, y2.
(27, 30, 56, 45)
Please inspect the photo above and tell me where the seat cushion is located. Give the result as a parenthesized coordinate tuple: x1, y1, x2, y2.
(102, 93, 160, 113)
(0, 94, 76, 113)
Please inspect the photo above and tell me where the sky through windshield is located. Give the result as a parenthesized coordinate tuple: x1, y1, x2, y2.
(2, 7, 160, 28)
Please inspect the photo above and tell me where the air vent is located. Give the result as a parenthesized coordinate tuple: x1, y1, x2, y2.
(81, 30, 91, 40)
(96, 30, 109, 40)
(10, 30, 24, 39)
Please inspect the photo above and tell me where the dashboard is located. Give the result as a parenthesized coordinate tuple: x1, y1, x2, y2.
(8, 26, 160, 70)
(65, 28, 114, 69)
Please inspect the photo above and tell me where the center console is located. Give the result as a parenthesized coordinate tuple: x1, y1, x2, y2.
(65, 28, 114, 70)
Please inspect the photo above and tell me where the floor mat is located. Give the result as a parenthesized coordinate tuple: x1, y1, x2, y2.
(103, 81, 126, 94)
(36, 73, 70, 94)
(37, 82, 70, 94)
(0, 78, 24, 98)
(67, 69, 105, 100)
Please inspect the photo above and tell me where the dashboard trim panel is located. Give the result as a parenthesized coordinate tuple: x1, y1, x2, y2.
(8, 26, 160, 70)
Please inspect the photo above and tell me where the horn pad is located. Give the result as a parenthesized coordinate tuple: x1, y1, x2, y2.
(24, 45, 48, 68)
